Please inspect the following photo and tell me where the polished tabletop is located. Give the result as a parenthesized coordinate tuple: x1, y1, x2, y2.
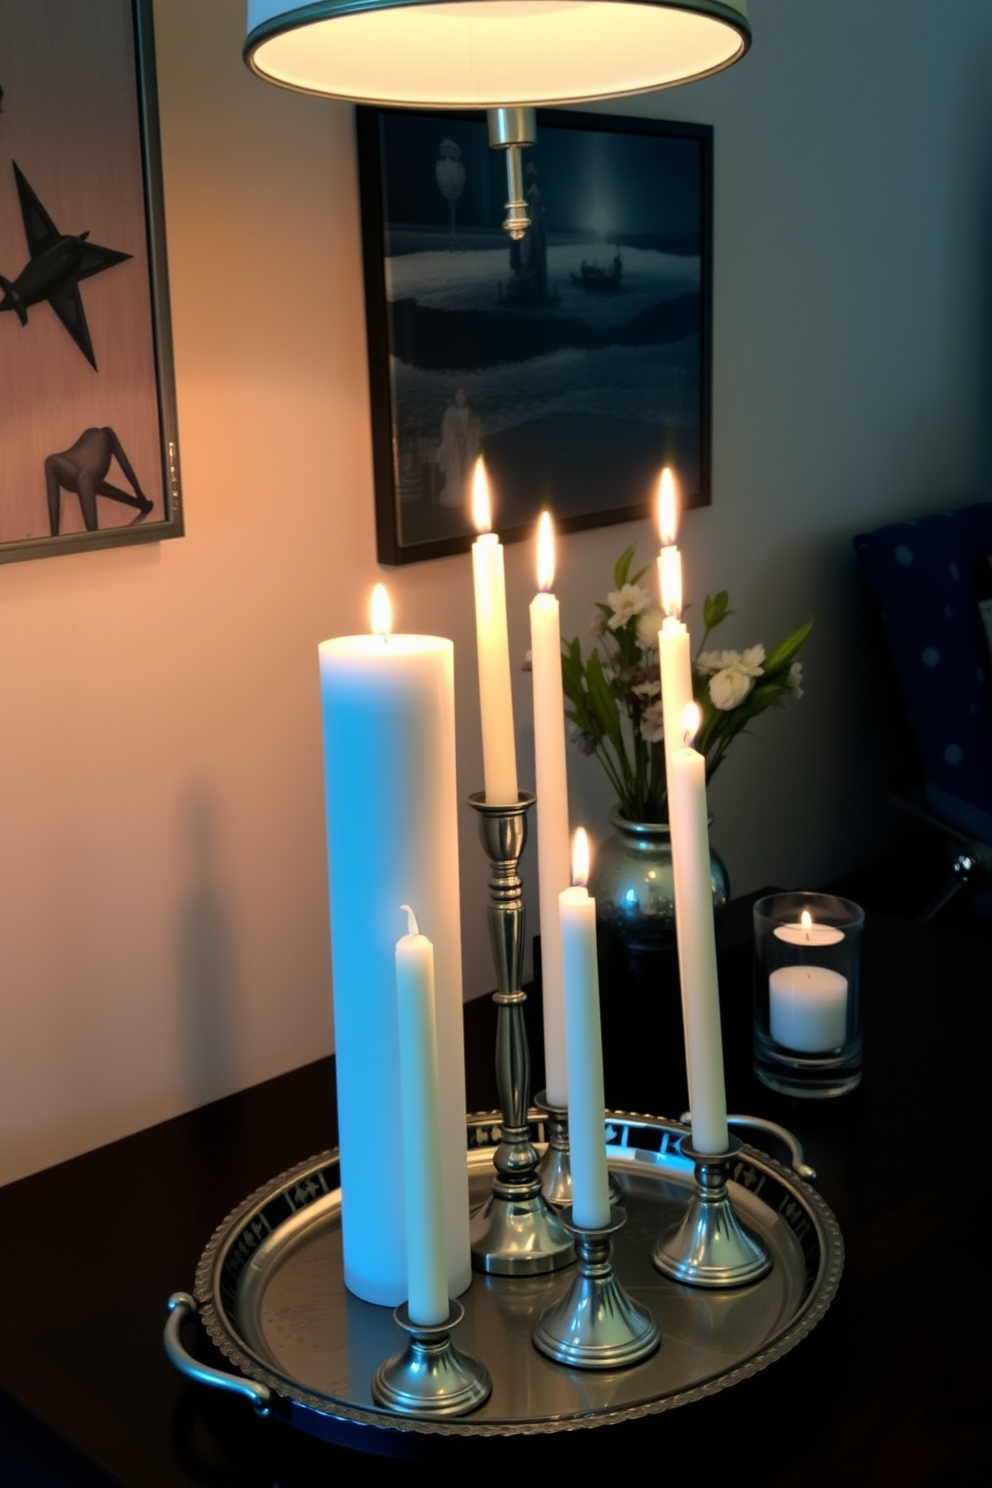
(0, 902, 985, 1485)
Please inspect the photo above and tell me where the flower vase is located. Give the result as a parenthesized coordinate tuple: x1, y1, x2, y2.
(587, 809, 728, 1117)
(589, 807, 729, 958)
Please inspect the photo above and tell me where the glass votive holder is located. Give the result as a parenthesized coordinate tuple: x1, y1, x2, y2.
(753, 892, 864, 1098)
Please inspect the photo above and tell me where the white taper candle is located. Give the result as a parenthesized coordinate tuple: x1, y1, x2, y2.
(395, 906, 448, 1326)
(530, 511, 570, 1107)
(471, 458, 518, 804)
(559, 829, 612, 1230)
(667, 706, 729, 1156)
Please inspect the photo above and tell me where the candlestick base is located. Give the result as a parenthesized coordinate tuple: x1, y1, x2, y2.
(470, 1185, 575, 1276)
(535, 1093, 623, 1208)
(532, 1206, 661, 1370)
(371, 1300, 492, 1418)
(652, 1137, 772, 1288)
(534, 1092, 571, 1206)
(468, 793, 574, 1277)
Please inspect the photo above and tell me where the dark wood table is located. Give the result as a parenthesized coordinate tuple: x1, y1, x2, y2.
(0, 904, 986, 1486)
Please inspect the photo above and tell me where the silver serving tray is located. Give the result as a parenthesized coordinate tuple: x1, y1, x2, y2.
(165, 1112, 842, 1451)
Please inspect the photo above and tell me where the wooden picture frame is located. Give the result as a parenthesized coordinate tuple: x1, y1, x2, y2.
(357, 106, 712, 566)
(0, 0, 182, 565)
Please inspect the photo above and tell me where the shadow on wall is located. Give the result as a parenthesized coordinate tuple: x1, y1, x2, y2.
(177, 791, 237, 1110)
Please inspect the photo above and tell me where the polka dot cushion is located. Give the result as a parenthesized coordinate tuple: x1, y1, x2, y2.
(853, 503, 992, 845)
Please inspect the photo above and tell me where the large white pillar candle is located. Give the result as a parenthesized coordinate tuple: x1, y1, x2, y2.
(769, 966, 848, 1053)
(667, 705, 729, 1156)
(395, 906, 449, 1326)
(559, 829, 612, 1231)
(471, 458, 519, 804)
(319, 587, 471, 1305)
(529, 511, 570, 1109)
(655, 471, 694, 766)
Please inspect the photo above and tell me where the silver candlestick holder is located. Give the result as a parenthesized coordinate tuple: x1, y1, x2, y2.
(652, 1135, 772, 1288)
(468, 792, 573, 1276)
(534, 1091, 571, 1206)
(535, 1093, 622, 1208)
(371, 1300, 491, 1418)
(532, 1205, 660, 1370)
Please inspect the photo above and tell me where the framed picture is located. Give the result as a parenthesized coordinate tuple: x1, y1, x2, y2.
(357, 106, 712, 566)
(0, 0, 182, 565)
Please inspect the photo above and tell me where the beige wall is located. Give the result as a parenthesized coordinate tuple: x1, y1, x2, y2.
(1, 1, 989, 1185)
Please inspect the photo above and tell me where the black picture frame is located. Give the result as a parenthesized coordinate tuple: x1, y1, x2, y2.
(357, 106, 712, 566)
(0, 0, 182, 565)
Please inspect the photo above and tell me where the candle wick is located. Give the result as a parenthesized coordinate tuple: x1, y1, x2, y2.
(400, 903, 419, 936)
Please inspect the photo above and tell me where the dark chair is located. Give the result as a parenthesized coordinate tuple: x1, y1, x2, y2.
(853, 503, 992, 922)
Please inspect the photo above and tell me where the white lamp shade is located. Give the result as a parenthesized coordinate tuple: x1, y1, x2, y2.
(245, 1, 750, 110)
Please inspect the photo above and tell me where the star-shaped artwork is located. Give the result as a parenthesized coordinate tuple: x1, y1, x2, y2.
(0, 161, 131, 369)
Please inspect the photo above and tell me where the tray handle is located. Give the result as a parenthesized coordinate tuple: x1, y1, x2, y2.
(680, 1113, 816, 1181)
(164, 1292, 271, 1416)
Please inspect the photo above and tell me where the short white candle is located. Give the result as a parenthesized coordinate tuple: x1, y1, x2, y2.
(471, 458, 519, 805)
(319, 587, 471, 1306)
(774, 910, 845, 949)
(530, 511, 570, 1109)
(395, 906, 448, 1327)
(667, 704, 728, 1156)
(559, 829, 611, 1231)
(769, 965, 849, 1053)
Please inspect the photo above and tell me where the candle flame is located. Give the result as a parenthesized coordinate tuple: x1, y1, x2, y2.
(536, 510, 555, 592)
(471, 457, 492, 534)
(371, 582, 392, 639)
(656, 467, 678, 547)
(660, 545, 683, 620)
(681, 701, 701, 748)
(571, 827, 590, 888)
(800, 910, 813, 931)
(400, 904, 420, 937)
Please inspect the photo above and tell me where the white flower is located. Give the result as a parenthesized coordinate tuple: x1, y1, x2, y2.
(589, 608, 608, 638)
(635, 607, 665, 649)
(639, 699, 664, 742)
(709, 665, 756, 711)
(786, 661, 804, 698)
(695, 649, 724, 676)
(697, 645, 766, 678)
(632, 678, 661, 699)
(606, 583, 651, 630)
(738, 643, 766, 676)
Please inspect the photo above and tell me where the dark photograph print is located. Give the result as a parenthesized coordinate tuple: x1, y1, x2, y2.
(358, 107, 712, 565)
(0, 0, 181, 565)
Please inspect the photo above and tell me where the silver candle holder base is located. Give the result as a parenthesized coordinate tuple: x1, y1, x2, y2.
(535, 1091, 572, 1206)
(371, 1300, 491, 1419)
(532, 1206, 661, 1371)
(535, 1093, 623, 1208)
(468, 793, 573, 1277)
(652, 1136, 772, 1289)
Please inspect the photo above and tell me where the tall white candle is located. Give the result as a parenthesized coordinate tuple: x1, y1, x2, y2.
(319, 587, 471, 1306)
(667, 705, 728, 1156)
(655, 470, 694, 766)
(559, 829, 612, 1231)
(395, 906, 448, 1326)
(529, 511, 570, 1109)
(471, 459, 519, 804)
